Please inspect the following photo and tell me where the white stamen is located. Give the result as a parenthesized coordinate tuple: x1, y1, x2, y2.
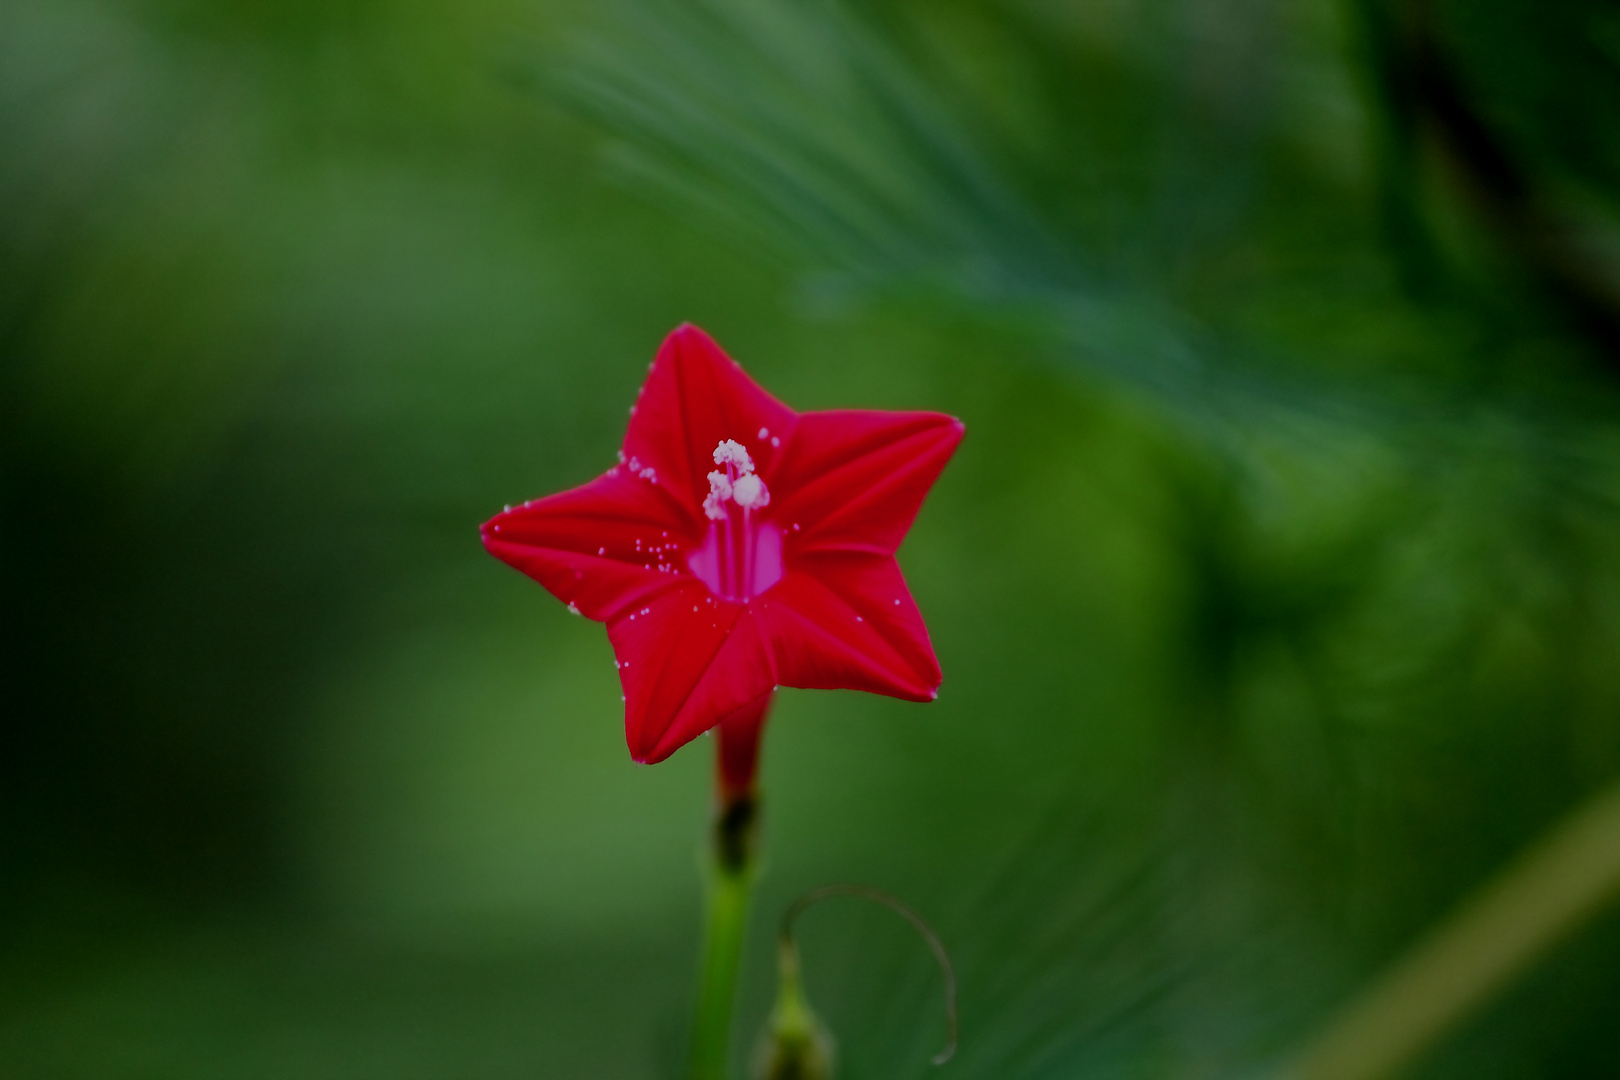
(704, 470, 733, 521)
(712, 439, 755, 474)
(732, 473, 769, 509)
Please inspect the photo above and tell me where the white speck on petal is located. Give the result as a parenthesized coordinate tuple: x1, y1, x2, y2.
(758, 427, 769, 439)
(567, 602, 581, 616)
(771, 436, 780, 447)
(598, 547, 605, 555)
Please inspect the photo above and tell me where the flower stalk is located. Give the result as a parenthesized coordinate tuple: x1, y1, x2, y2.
(689, 713, 765, 1080)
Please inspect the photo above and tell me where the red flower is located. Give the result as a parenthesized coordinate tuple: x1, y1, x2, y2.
(482, 324, 963, 772)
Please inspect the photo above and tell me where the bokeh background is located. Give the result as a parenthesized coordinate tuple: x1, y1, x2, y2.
(7, 0, 1620, 1077)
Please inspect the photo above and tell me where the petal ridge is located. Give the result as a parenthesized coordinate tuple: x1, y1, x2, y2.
(771, 409, 963, 554)
(756, 569, 938, 701)
(482, 470, 698, 621)
(610, 586, 777, 763)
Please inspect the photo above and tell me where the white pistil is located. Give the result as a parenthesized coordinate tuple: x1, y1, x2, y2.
(732, 473, 769, 509)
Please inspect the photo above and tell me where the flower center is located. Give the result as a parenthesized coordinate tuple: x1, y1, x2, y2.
(688, 439, 782, 601)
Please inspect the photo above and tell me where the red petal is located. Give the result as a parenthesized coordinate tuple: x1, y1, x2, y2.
(622, 325, 799, 518)
(769, 409, 964, 555)
(753, 560, 940, 702)
(610, 583, 777, 763)
(482, 471, 696, 622)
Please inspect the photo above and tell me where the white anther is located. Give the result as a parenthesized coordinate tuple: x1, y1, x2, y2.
(704, 470, 733, 520)
(712, 439, 754, 474)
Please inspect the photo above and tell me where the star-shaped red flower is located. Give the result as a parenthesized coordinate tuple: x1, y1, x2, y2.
(482, 324, 963, 767)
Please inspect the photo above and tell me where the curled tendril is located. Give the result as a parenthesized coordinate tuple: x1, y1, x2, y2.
(779, 884, 958, 1066)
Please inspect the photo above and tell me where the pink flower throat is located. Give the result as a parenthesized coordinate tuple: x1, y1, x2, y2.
(688, 439, 783, 602)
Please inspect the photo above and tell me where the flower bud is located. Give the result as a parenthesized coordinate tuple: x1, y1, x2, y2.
(753, 940, 835, 1080)
(762, 883, 957, 1078)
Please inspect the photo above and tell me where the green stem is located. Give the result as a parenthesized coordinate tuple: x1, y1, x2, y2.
(1279, 779, 1620, 1080)
(690, 858, 754, 1080)
(689, 784, 759, 1080)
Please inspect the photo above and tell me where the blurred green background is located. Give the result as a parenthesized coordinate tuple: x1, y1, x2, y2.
(7, 0, 1620, 1077)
